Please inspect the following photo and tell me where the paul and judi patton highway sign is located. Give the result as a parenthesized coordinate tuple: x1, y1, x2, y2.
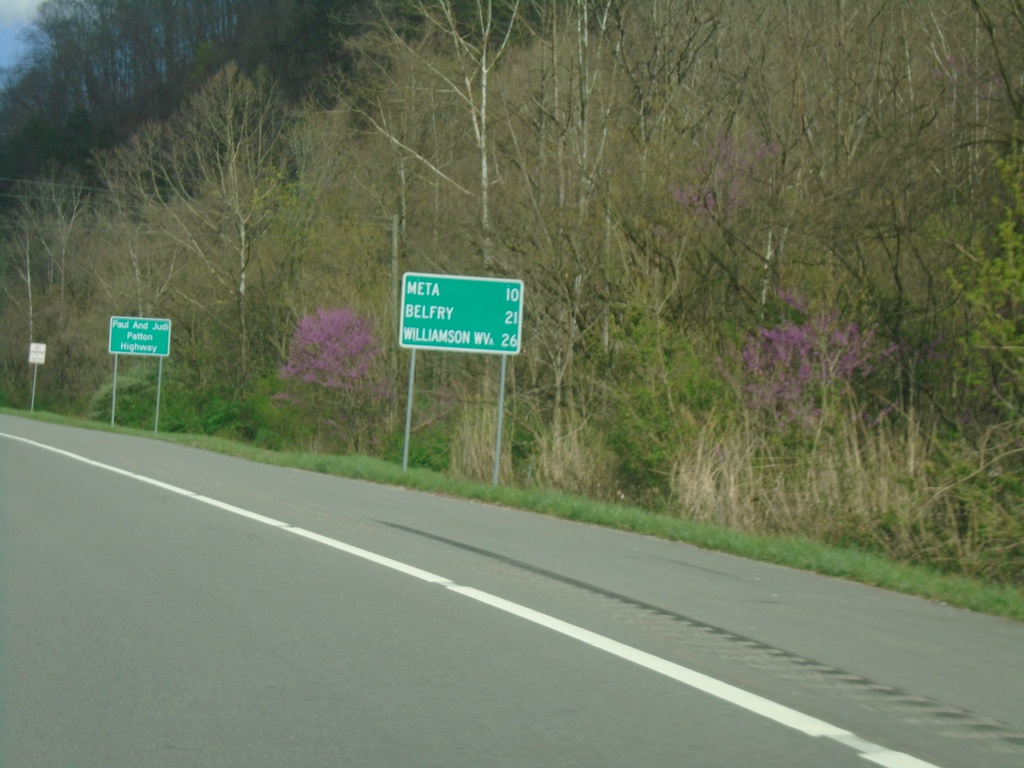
(400, 272, 523, 354)
(109, 316, 171, 356)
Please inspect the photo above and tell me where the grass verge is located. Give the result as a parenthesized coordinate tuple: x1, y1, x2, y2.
(5, 408, 1023, 622)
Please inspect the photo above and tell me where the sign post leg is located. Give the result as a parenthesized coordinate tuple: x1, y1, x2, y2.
(154, 356, 164, 433)
(30, 363, 38, 412)
(111, 354, 118, 426)
(402, 349, 416, 472)
(493, 354, 508, 486)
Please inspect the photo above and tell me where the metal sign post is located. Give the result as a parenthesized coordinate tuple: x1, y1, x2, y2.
(399, 273, 523, 485)
(402, 349, 416, 473)
(493, 354, 508, 485)
(111, 354, 118, 426)
(28, 343, 46, 412)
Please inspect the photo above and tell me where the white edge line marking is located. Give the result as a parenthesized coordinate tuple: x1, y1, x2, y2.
(3, 431, 944, 768)
(861, 753, 944, 768)
(446, 584, 849, 738)
(287, 526, 453, 585)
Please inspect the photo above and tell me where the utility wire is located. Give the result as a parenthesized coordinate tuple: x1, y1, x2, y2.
(0, 176, 111, 194)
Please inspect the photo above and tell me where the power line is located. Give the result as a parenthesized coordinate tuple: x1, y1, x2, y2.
(0, 176, 110, 194)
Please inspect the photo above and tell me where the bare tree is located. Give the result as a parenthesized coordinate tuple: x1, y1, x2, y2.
(105, 63, 289, 393)
(25, 168, 87, 306)
(0, 210, 37, 344)
(370, 0, 522, 264)
(96, 138, 184, 317)
(969, 0, 1024, 127)
(0, 171, 84, 337)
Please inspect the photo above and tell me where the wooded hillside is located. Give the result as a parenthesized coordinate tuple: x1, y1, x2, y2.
(2, 0, 1022, 584)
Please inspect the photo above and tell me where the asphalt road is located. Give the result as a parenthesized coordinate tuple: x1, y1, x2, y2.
(2, 414, 1022, 767)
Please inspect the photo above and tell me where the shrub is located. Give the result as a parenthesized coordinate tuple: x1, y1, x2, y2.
(278, 307, 395, 454)
(88, 361, 162, 429)
(736, 293, 890, 433)
(605, 305, 733, 504)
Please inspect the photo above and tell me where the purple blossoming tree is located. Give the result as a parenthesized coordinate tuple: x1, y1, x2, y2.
(739, 295, 883, 429)
(280, 308, 378, 389)
(673, 132, 781, 220)
(278, 308, 393, 452)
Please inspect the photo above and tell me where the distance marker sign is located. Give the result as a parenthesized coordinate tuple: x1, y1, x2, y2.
(109, 316, 171, 357)
(400, 272, 523, 355)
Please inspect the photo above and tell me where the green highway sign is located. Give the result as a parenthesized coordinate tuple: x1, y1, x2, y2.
(400, 272, 523, 354)
(109, 316, 172, 357)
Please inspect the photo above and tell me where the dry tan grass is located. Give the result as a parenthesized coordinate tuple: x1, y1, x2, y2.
(532, 414, 618, 500)
(449, 402, 512, 484)
(671, 411, 1023, 581)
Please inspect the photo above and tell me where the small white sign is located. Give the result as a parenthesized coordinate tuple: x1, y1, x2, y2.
(28, 342, 46, 365)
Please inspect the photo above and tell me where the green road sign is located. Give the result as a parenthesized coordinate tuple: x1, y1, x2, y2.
(109, 316, 171, 357)
(400, 272, 523, 355)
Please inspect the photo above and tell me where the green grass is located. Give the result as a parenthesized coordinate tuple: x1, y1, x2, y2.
(5, 407, 1023, 622)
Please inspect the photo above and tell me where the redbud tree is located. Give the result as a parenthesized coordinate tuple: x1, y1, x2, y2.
(738, 293, 888, 431)
(278, 308, 393, 452)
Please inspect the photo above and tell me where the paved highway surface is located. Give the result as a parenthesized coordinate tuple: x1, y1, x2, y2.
(2, 414, 1022, 767)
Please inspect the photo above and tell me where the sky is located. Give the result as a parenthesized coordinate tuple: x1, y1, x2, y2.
(0, 0, 45, 72)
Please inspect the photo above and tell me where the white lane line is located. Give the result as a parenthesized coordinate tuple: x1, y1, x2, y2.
(287, 526, 454, 585)
(3, 431, 944, 768)
(1, 434, 289, 527)
(446, 584, 850, 738)
(833, 735, 942, 768)
(861, 752, 943, 768)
